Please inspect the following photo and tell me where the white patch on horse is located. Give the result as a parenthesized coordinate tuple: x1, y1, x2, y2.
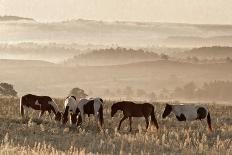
(77, 98, 89, 123)
(35, 100, 40, 106)
(94, 98, 102, 115)
(172, 105, 204, 121)
(64, 96, 78, 113)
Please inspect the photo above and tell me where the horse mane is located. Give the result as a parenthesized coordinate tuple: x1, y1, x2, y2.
(71, 96, 76, 100)
(49, 99, 59, 114)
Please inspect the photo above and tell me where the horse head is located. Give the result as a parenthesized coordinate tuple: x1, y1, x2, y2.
(162, 103, 173, 118)
(55, 111, 62, 122)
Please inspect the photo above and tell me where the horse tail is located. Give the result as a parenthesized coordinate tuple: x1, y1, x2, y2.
(99, 104, 104, 127)
(151, 106, 159, 129)
(20, 96, 24, 118)
(207, 112, 212, 132)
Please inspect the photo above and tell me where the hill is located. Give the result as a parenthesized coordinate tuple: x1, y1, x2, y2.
(0, 59, 231, 97)
(66, 47, 160, 65)
(173, 46, 232, 58)
(0, 15, 34, 21)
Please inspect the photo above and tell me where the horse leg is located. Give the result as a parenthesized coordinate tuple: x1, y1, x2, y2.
(145, 117, 149, 130)
(39, 111, 45, 119)
(94, 113, 99, 130)
(129, 117, 132, 132)
(71, 113, 77, 125)
(118, 115, 127, 131)
(24, 106, 29, 119)
(77, 114, 82, 126)
(48, 111, 53, 120)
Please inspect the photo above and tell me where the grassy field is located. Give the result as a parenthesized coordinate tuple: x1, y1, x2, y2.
(0, 97, 231, 155)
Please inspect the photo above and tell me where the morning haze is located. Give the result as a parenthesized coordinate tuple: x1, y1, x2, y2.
(0, 1, 231, 154)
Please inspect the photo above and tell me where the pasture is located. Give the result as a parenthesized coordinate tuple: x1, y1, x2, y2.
(0, 97, 231, 155)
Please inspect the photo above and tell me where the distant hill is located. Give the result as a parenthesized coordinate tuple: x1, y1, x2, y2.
(163, 36, 232, 47)
(66, 47, 160, 65)
(0, 59, 54, 67)
(0, 58, 231, 96)
(0, 15, 34, 21)
(174, 46, 232, 58)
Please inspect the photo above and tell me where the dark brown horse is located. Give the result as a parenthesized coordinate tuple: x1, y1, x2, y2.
(111, 101, 159, 132)
(20, 94, 62, 121)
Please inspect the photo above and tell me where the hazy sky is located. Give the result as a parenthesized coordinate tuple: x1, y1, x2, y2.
(0, 0, 232, 24)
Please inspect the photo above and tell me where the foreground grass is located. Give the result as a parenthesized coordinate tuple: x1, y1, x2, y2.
(0, 97, 231, 155)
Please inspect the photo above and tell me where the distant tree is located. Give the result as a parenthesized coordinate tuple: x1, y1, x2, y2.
(0, 82, 17, 97)
(136, 89, 147, 98)
(192, 56, 199, 63)
(69, 87, 87, 100)
(123, 86, 134, 99)
(226, 57, 232, 63)
(88, 89, 93, 96)
(116, 88, 122, 95)
(148, 92, 156, 101)
(104, 89, 111, 97)
(160, 54, 169, 60)
(183, 82, 196, 99)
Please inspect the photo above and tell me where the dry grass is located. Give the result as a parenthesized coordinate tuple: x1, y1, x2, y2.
(0, 97, 231, 155)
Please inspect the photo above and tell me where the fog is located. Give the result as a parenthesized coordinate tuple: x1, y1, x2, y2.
(0, 17, 232, 104)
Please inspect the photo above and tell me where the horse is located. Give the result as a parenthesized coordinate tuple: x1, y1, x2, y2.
(76, 97, 104, 128)
(111, 101, 159, 132)
(62, 96, 104, 129)
(62, 96, 78, 125)
(162, 103, 212, 132)
(20, 94, 62, 122)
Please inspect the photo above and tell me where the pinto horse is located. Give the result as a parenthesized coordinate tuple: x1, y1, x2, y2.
(111, 101, 159, 132)
(62, 96, 104, 128)
(76, 97, 104, 128)
(162, 104, 212, 132)
(62, 96, 78, 125)
(20, 94, 62, 121)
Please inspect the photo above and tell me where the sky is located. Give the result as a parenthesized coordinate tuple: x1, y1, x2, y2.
(0, 0, 232, 24)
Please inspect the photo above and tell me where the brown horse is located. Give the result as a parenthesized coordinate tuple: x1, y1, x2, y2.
(111, 101, 159, 132)
(20, 94, 62, 121)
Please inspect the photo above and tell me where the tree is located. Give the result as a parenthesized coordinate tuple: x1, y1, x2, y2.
(136, 89, 147, 98)
(69, 87, 87, 100)
(160, 54, 169, 60)
(0, 82, 17, 97)
(123, 86, 134, 99)
(148, 92, 156, 101)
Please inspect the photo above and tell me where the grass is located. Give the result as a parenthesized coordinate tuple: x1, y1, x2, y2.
(0, 97, 231, 154)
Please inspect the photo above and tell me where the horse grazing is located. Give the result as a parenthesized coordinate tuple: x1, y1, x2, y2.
(162, 103, 212, 132)
(76, 97, 104, 128)
(20, 94, 62, 121)
(62, 96, 78, 125)
(111, 101, 159, 132)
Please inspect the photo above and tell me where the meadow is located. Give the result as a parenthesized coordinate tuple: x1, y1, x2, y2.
(0, 97, 231, 155)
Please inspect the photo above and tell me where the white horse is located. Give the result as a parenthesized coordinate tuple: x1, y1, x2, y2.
(162, 103, 212, 131)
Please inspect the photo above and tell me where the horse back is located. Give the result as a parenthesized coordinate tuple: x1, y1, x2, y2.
(122, 102, 153, 117)
(21, 94, 52, 110)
